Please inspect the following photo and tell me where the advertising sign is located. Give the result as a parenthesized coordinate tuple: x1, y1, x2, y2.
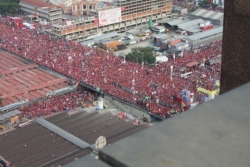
(98, 8, 121, 26)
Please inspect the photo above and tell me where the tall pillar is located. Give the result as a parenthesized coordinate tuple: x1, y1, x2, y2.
(220, 0, 250, 94)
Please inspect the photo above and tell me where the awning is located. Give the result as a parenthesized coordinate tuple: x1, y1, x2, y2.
(186, 61, 199, 67)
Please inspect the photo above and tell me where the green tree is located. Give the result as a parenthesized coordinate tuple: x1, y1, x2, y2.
(199, 0, 209, 8)
(0, 0, 20, 14)
(126, 47, 156, 65)
(212, 3, 218, 8)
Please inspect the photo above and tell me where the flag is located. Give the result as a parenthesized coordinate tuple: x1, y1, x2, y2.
(186, 90, 191, 105)
(181, 98, 188, 108)
(181, 89, 186, 96)
(190, 93, 194, 104)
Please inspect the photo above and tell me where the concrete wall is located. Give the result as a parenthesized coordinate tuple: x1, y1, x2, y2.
(103, 96, 151, 122)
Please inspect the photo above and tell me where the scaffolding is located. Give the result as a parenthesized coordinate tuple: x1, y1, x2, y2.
(51, 0, 173, 42)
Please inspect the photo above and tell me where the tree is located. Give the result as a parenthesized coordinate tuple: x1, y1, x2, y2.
(0, 0, 20, 14)
(212, 3, 218, 8)
(126, 47, 156, 65)
(199, 0, 209, 8)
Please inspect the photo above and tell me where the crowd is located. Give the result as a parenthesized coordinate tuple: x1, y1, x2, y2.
(0, 20, 222, 118)
(172, 0, 224, 13)
(203, 5, 224, 12)
(19, 90, 94, 119)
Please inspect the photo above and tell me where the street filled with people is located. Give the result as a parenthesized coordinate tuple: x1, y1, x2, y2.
(19, 89, 94, 119)
(0, 20, 222, 118)
(172, 0, 224, 13)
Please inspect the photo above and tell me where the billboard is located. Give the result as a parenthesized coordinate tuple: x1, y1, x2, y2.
(98, 8, 121, 26)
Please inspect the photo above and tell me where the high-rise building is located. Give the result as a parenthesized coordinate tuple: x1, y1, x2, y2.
(51, 0, 174, 42)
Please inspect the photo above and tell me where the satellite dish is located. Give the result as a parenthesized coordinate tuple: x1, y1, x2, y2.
(95, 136, 107, 150)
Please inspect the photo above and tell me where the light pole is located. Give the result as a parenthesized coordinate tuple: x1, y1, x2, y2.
(141, 53, 144, 67)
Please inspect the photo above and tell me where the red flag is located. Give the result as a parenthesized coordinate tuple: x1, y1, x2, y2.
(94, 19, 98, 23)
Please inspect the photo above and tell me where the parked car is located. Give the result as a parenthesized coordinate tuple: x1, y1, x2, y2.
(159, 48, 165, 52)
(117, 44, 127, 50)
(137, 33, 146, 37)
(129, 40, 137, 45)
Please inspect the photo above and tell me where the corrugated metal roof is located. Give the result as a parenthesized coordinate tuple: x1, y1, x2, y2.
(203, 11, 215, 18)
(191, 9, 224, 21)
(153, 34, 168, 39)
(185, 26, 202, 33)
(81, 40, 95, 46)
(211, 13, 224, 20)
(20, 0, 55, 8)
(177, 19, 204, 29)
(190, 9, 202, 15)
(12, 109, 21, 115)
(184, 27, 223, 41)
(193, 9, 207, 16)
(0, 109, 21, 121)
(93, 32, 119, 41)
(36, 118, 93, 149)
(172, 42, 187, 47)
(161, 19, 187, 26)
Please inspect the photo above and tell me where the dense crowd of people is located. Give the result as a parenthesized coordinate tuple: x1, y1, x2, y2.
(172, 0, 224, 13)
(0, 19, 222, 118)
(19, 90, 94, 119)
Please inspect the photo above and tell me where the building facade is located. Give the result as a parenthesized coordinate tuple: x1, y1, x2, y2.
(20, 0, 63, 21)
(52, 0, 173, 42)
(71, 0, 99, 16)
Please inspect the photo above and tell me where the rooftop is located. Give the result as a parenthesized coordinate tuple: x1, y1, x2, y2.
(93, 32, 119, 42)
(183, 27, 223, 41)
(190, 9, 224, 21)
(159, 19, 188, 26)
(0, 51, 68, 108)
(153, 34, 168, 39)
(0, 109, 21, 121)
(0, 109, 147, 166)
(20, 0, 55, 8)
(176, 19, 205, 29)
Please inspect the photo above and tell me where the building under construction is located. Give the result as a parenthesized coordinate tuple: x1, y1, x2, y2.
(19, 0, 63, 21)
(51, 0, 174, 42)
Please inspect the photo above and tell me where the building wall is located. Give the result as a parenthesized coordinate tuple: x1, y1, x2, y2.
(104, 96, 151, 122)
(19, 2, 63, 21)
(52, 1, 174, 42)
(71, 1, 98, 16)
(220, 0, 250, 94)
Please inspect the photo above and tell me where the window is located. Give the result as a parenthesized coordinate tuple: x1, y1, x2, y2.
(83, 5, 86, 9)
(73, 6, 75, 10)
(89, 6, 92, 9)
